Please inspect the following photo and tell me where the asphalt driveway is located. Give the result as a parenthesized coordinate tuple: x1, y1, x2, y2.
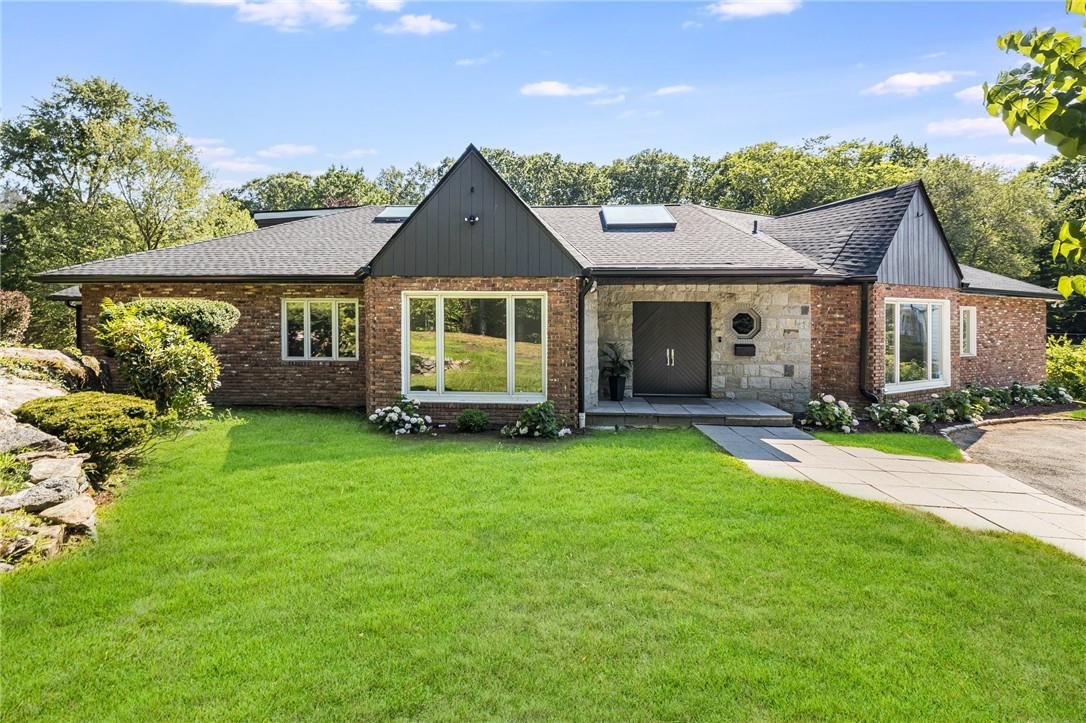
(950, 419, 1086, 509)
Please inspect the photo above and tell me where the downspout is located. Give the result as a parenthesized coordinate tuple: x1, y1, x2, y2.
(577, 274, 596, 427)
(65, 301, 82, 350)
(858, 282, 879, 403)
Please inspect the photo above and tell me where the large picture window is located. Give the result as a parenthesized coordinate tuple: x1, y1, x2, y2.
(884, 299, 950, 392)
(403, 292, 546, 401)
(282, 299, 358, 360)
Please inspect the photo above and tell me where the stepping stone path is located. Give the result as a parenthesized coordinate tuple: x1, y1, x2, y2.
(696, 425, 1086, 559)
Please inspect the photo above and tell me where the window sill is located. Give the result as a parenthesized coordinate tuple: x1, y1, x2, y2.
(884, 380, 950, 395)
(282, 357, 360, 363)
(404, 392, 546, 405)
(959, 352, 977, 358)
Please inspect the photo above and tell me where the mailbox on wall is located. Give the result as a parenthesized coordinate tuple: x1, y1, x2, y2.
(734, 344, 756, 357)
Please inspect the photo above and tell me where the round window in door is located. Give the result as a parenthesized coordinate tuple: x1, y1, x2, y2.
(731, 310, 761, 339)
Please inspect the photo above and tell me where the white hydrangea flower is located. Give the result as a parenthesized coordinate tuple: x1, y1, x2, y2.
(837, 400, 849, 409)
(822, 394, 835, 403)
(424, 415, 432, 423)
(898, 400, 909, 408)
(387, 412, 398, 422)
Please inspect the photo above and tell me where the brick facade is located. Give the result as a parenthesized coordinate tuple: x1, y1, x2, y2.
(363, 276, 580, 424)
(957, 293, 1047, 387)
(80, 282, 366, 408)
(810, 284, 863, 406)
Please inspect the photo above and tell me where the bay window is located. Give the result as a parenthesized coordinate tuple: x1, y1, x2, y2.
(403, 292, 546, 402)
(282, 299, 358, 360)
(884, 299, 950, 391)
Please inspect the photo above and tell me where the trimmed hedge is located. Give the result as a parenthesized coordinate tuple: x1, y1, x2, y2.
(14, 392, 156, 472)
(98, 297, 239, 343)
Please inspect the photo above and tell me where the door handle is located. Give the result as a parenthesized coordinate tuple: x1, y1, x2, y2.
(671, 348, 676, 366)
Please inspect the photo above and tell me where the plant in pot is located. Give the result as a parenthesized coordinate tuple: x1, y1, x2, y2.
(600, 342, 633, 401)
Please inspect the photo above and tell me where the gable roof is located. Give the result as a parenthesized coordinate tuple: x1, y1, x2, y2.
(960, 264, 1063, 300)
(760, 181, 925, 278)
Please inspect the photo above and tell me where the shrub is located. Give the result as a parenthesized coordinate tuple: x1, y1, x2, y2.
(369, 395, 432, 435)
(501, 401, 572, 439)
(1046, 335, 1086, 401)
(98, 297, 239, 342)
(97, 300, 221, 417)
(14, 392, 156, 472)
(802, 393, 860, 433)
(0, 290, 31, 345)
(866, 399, 921, 433)
(457, 408, 490, 433)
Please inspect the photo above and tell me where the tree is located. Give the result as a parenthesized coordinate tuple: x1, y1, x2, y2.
(375, 160, 452, 205)
(986, 0, 1086, 296)
(920, 156, 1053, 278)
(0, 76, 254, 347)
(227, 166, 389, 211)
(1033, 156, 1086, 336)
(606, 149, 693, 204)
(480, 148, 611, 205)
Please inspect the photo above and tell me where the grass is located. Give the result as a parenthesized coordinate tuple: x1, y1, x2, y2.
(813, 430, 965, 461)
(1068, 407, 1086, 420)
(2, 410, 1084, 720)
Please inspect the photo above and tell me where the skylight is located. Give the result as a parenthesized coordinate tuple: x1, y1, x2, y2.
(600, 205, 676, 230)
(375, 205, 417, 222)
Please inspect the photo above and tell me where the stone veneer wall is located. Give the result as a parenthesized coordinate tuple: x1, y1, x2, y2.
(595, 283, 812, 412)
(957, 293, 1047, 387)
(79, 282, 366, 408)
(363, 276, 580, 424)
(583, 287, 599, 409)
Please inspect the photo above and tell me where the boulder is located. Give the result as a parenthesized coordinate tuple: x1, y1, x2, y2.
(0, 534, 35, 561)
(0, 562, 13, 573)
(0, 476, 80, 513)
(28, 455, 85, 484)
(32, 524, 65, 558)
(39, 495, 96, 533)
(0, 424, 66, 455)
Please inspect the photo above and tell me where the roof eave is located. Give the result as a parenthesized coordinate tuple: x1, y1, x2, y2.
(961, 285, 1064, 301)
(588, 266, 818, 277)
(34, 273, 364, 284)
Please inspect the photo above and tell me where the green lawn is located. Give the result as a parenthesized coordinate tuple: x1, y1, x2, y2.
(1069, 407, 1086, 420)
(3, 410, 1084, 720)
(813, 430, 965, 461)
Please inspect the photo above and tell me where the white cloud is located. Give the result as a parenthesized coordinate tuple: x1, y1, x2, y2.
(590, 94, 626, 106)
(618, 109, 662, 120)
(182, 0, 356, 32)
(212, 158, 276, 174)
(652, 84, 695, 96)
(366, 0, 403, 11)
(255, 143, 318, 158)
(376, 13, 455, 35)
(188, 138, 276, 174)
(954, 84, 985, 102)
(863, 71, 963, 96)
(925, 117, 1007, 137)
(456, 51, 500, 67)
(682, 20, 703, 29)
(706, 0, 801, 20)
(965, 153, 1046, 169)
(185, 136, 224, 147)
(920, 51, 948, 60)
(520, 80, 606, 97)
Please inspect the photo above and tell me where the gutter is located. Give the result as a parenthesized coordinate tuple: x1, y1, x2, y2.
(858, 281, 879, 404)
(961, 285, 1063, 301)
(33, 274, 365, 284)
(588, 266, 818, 277)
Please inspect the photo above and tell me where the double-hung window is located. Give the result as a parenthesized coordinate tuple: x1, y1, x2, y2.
(282, 299, 358, 360)
(402, 292, 546, 402)
(884, 299, 950, 392)
(960, 306, 977, 356)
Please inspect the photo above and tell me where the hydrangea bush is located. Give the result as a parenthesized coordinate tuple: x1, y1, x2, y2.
(866, 399, 921, 433)
(368, 395, 432, 435)
(801, 394, 860, 433)
(501, 400, 572, 439)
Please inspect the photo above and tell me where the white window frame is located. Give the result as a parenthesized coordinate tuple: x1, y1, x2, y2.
(401, 291, 548, 404)
(280, 298, 359, 361)
(884, 297, 951, 393)
(959, 305, 977, 357)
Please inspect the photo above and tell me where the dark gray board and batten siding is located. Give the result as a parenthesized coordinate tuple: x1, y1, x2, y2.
(876, 191, 960, 288)
(369, 150, 582, 277)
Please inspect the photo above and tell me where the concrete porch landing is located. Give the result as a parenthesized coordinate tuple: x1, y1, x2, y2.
(586, 398, 793, 428)
(696, 424, 1086, 559)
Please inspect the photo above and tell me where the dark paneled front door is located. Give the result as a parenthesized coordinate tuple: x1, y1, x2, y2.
(632, 302, 710, 396)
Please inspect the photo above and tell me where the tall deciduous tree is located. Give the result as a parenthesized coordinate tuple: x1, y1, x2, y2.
(0, 76, 253, 347)
(986, 0, 1086, 296)
(227, 166, 390, 211)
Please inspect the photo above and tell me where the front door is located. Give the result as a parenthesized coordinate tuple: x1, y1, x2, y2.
(632, 302, 709, 396)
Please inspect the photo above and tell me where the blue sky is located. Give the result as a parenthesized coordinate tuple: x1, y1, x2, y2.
(2, 1, 1075, 189)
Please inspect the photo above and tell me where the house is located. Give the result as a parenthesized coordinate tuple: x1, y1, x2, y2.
(37, 145, 1061, 425)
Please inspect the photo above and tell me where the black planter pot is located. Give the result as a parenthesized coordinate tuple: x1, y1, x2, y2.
(608, 375, 627, 401)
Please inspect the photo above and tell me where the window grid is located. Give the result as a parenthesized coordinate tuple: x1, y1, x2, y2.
(281, 299, 359, 361)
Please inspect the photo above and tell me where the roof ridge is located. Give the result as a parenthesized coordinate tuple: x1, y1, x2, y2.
(773, 179, 920, 219)
(696, 204, 775, 219)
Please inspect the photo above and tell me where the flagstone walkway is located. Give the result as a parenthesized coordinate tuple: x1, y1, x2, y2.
(696, 424, 1086, 559)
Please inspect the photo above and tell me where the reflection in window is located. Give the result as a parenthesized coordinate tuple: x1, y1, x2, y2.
(402, 294, 546, 398)
(408, 298, 437, 391)
(282, 299, 358, 360)
(884, 300, 947, 388)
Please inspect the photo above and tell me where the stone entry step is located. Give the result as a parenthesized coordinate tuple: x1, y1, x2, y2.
(586, 398, 793, 428)
(695, 424, 1086, 559)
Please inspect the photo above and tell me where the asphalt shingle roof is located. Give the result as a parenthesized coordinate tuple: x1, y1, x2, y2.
(760, 181, 921, 277)
(960, 264, 1063, 300)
